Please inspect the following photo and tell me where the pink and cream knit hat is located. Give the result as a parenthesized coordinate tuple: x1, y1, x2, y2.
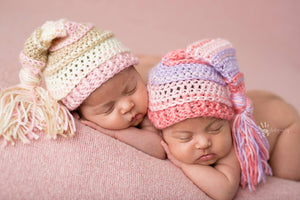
(147, 39, 272, 190)
(20, 19, 138, 110)
(0, 19, 138, 145)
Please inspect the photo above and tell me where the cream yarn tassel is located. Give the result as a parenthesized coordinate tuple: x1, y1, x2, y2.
(0, 19, 76, 145)
(0, 68, 75, 145)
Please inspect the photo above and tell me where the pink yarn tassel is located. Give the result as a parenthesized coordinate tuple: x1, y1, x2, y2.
(228, 73, 272, 190)
(231, 97, 272, 190)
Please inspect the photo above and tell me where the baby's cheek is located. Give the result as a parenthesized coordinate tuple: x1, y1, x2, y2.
(135, 89, 148, 110)
(169, 143, 191, 163)
(218, 137, 233, 158)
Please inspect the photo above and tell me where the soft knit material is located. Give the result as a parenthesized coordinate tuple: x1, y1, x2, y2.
(0, 120, 299, 200)
(20, 19, 138, 110)
(147, 39, 240, 129)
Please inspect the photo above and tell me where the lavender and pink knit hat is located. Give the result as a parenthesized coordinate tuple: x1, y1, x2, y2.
(147, 39, 237, 129)
(147, 38, 272, 190)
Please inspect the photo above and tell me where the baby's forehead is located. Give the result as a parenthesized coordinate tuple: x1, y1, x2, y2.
(117, 65, 137, 76)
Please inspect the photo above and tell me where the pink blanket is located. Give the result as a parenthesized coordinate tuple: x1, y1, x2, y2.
(0, 119, 299, 199)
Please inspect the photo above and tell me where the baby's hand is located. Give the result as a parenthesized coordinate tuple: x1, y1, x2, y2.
(161, 141, 184, 169)
(81, 120, 116, 139)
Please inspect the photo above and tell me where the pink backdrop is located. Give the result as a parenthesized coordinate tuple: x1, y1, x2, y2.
(0, 0, 299, 112)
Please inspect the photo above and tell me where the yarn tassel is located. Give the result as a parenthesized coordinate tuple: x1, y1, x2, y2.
(0, 85, 75, 145)
(231, 94, 272, 190)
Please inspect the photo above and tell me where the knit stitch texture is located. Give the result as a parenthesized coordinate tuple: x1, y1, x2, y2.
(147, 39, 235, 129)
(20, 19, 139, 110)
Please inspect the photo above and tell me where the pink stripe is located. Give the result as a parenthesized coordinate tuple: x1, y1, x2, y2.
(148, 101, 234, 129)
(186, 39, 232, 63)
(49, 22, 94, 52)
(19, 52, 46, 74)
(148, 79, 232, 111)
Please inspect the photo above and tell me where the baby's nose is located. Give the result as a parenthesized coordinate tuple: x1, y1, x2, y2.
(119, 98, 134, 114)
(195, 135, 211, 149)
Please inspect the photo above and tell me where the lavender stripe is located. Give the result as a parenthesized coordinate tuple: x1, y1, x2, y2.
(147, 62, 226, 86)
(211, 48, 240, 81)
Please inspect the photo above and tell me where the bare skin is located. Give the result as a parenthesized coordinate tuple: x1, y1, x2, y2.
(247, 90, 300, 180)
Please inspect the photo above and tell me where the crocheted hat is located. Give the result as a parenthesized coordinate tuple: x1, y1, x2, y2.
(0, 19, 138, 145)
(147, 38, 272, 190)
(147, 40, 236, 129)
(20, 19, 138, 110)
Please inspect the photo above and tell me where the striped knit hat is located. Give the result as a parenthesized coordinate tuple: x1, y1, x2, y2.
(20, 19, 138, 110)
(147, 38, 272, 190)
(0, 19, 138, 144)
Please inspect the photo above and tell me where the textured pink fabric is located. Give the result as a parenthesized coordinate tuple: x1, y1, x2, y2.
(148, 101, 234, 129)
(0, 120, 210, 200)
(0, 120, 299, 199)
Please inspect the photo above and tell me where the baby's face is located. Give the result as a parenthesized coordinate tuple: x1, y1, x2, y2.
(162, 117, 232, 165)
(79, 66, 148, 129)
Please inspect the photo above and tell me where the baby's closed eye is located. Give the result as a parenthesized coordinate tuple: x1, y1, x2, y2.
(172, 132, 193, 142)
(97, 101, 115, 115)
(206, 120, 226, 133)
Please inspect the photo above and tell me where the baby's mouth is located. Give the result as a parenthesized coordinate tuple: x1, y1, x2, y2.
(197, 153, 216, 162)
(130, 113, 144, 123)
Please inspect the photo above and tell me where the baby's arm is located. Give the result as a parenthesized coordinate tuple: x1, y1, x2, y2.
(81, 119, 166, 159)
(162, 142, 240, 200)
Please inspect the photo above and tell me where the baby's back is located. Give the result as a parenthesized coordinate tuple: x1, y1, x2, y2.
(247, 90, 300, 180)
